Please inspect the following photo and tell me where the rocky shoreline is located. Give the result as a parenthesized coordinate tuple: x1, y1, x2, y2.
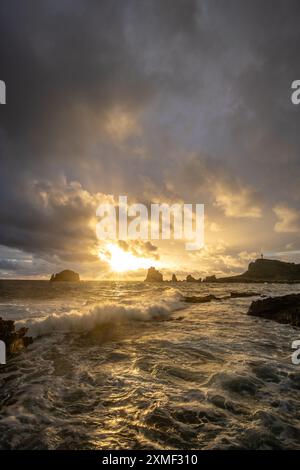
(248, 294, 300, 327)
(144, 266, 300, 327)
(0, 318, 33, 359)
(144, 259, 300, 283)
(1, 262, 300, 365)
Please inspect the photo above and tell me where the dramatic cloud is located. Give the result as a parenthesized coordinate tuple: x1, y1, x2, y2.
(214, 184, 262, 218)
(1, 0, 300, 277)
(165, 153, 262, 218)
(273, 204, 300, 234)
(0, 177, 113, 262)
(118, 240, 159, 260)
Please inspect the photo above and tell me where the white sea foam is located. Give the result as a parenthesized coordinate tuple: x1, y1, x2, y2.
(16, 294, 183, 337)
(2, 281, 300, 450)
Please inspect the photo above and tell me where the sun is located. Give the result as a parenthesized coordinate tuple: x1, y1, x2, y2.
(99, 243, 160, 272)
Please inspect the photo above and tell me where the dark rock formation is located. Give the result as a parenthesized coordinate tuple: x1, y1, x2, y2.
(219, 259, 300, 283)
(50, 270, 80, 282)
(184, 294, 221, 303)
(145, 267, 163, 282)
(230, 291, 261, 298)
(246, 259, 300, 281)
(171, 274, 178, 282)
(0, 317, 33, 359)
(162, 258, 300, 285)
(203, 275, 217, 282)
(248, 294, 300, 326)
(186, 274, 198, 282)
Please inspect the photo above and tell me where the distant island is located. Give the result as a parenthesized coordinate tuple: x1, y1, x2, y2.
(50, 270, 80, 282)
(145, 258, 300, 283)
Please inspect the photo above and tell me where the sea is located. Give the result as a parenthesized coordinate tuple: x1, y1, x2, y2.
(0, 280, 300, 450)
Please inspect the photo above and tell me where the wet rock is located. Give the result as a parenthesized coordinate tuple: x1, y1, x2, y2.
(184, 294, 221, 303)
(0, 317, 33, 358)
(145, 267, 163, 282)
(230, 291, 261, 298)
(248, 294, 300, 326)
(171, 274, 178, 282)
(50, 269, 80, 282)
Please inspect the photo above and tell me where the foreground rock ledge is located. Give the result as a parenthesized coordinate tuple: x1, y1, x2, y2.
(248, 293, 300, 327)
(0, 317, 33, 357)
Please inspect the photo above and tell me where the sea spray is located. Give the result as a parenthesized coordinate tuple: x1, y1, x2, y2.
(16, 293, 183, 338)
(1, 281, 300, 450)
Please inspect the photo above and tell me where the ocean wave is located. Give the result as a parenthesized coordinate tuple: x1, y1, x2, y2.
(16, 293, 183, 337)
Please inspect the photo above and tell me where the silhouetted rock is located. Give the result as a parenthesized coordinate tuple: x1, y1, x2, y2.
(248, 294, 300, 326)
(186, 274, 197, 282)
(245, 259, 300, 281)
(184, 294, 221, 303)
(204, 275, 217, 282)
(145, 267, 163, 282)
(0, 317, 33, 358)
(219, 259, 300, 283)
(50, 270, 80, 282)
(171, 274, 178, 282)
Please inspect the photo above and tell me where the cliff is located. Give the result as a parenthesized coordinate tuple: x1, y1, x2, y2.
(144, 258, 300, 284)
(219, 258, 300, 283)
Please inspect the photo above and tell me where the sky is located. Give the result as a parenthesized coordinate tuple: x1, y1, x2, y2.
(0, 0, 300, 279)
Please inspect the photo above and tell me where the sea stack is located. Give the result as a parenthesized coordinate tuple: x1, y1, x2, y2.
(172, 274, 178, 282)
(145, 267, 163, 282)
(186, 274, 198, 282)
(50, 270, 80, 282)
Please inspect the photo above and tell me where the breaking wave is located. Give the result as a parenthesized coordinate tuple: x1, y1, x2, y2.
(2, 282, 300, 450)
(16, 294, 183, 338)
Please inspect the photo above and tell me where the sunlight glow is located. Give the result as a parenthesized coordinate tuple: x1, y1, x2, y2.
(99, 243, 160, 272)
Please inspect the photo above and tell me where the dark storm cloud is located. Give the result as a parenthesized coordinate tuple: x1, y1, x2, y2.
(0, 0, 206, 196)
(198, 1, 300, 197)
(0, 0, 207, 268)
(0, 0, 202, 154)
(1, 0, 300, 274)
(0, 1, 148, 166)
(0, 178, 108, 260)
